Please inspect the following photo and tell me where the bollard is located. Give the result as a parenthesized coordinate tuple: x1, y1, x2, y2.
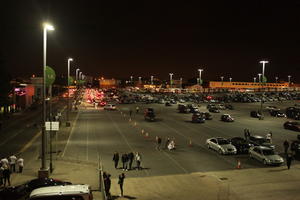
(236, 160, 241, 169)
(188, 139, 192, 147)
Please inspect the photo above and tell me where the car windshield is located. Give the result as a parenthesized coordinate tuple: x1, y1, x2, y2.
(262, 149, 275, 155)
(218, 139, 229, 145)
(253, 137, 267, 144)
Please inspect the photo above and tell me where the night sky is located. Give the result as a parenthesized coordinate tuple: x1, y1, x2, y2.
(2, 0, 300, 82)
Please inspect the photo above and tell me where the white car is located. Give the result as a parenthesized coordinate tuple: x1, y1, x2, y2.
(206, 137, 237, 155)
(249, 146, 284, 165)
(104, 104, 116, 110)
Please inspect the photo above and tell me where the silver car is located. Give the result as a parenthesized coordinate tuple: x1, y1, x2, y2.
(249, 146, 284, 165)
(206, 137, 237, 155)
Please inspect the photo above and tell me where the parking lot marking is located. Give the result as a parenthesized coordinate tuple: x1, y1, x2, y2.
(62, 111, 80, 157)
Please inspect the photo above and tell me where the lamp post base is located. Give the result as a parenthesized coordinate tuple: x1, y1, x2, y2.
(66, 121, 71, 127)
(38, 168, 49, 178)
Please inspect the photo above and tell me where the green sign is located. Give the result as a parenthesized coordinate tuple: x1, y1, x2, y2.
(262, 76, 267, 83)
(45, 66, 56, 87)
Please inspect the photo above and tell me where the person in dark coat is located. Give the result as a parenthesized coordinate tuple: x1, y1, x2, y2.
(121, 153, 128, 171)
(165, 137, 170, 149)
(118, 173, 125, 197)
(283, 140, 289, 155)
(3, 164, 10, 187)
(127, 152, 134, 170)
(113, 152, 119, 169)
(104, 174, 111, 199)
(286, 154, 293, 170)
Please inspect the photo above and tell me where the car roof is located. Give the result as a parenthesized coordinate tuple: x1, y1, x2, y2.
(30, 184, 90, 198)
(250, 135, 264, 139)
(253, 146, 272, 150)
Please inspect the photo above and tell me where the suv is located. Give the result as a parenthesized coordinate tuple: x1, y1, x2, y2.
(144, 108, 156, 121)
(29, 184, 93, 200)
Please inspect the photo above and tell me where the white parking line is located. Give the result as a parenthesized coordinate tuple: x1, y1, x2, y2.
(62, 111, 80, 157)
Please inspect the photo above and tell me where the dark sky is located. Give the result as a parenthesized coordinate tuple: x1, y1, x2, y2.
(2, 0, 300, 82)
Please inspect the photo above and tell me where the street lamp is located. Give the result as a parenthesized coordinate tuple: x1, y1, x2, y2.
(258, 73, 262, 83)
(229, 77, 232, 82)
(275, 77, 278, 83)
(66, 58, 73, 127)
(40, 22, 54, 178)
(169, 73, 173, 88)
(76, 68, 80, 82)
(138, 76, 142, 84)
(198, 69, 203, 85)
(130, 76, 133, 83)
(254, 77, 256, 83)
(151, 76, 154, 85)
(180, 77, 183, 89)
(288, 75, 291, 84)
(259, 60, 269, 83)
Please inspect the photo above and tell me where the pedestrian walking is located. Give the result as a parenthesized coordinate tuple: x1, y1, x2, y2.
(113, 152, 119, 169)
(284, 140, 289, 155)
(0, 157, 9, 167)
(246, 129, 251, 138)
(168, 140, 176, 150)
(266, 133, 272, 143)
(121, 153, 128, 171)
(286, 154, 293, 170)
(135, 152, 142, 170)
(127, 152, 134, 170)
(156, 136, 162, 150)
(136, 106, 139, 114)
(9, 155, 17, 173)
(104, 173, 111, 199)
(165, 137, 170, 149)
(118, 173, 126, 197)
(3, 164, 11, 187)
(17, 157, 24, 173)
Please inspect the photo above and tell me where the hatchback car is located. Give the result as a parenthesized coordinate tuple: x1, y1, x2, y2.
(206, 137, 237, 155)
(283, 121, 300, 132)
(221, 114, 234, 122)
(249, 146, 284, 165)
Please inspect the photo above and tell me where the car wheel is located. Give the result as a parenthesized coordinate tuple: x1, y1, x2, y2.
(263, 159, 267, 165)
(218, 149, 223, 155)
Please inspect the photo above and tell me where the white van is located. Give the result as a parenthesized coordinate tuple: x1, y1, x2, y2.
(29, 184, 93, 200)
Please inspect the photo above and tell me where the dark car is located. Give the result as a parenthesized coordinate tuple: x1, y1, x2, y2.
(178, 104, 189, 113)
(221, 114, 234, 122)
(270, 110, 286, 117)
(0, 178, 71, 200)
(144, 108, 156, 121)
(201, 112, 213, 120)
(283, 121, 300, 132)
(165, 102, 171, 106)
(229, 137, 253, 154)
(248, 135, 275, 149)
(209, 107, 220, 113)
(191, 113, 205, 123)
(250, 111, 261, 118)
(225, 104, 234, 110)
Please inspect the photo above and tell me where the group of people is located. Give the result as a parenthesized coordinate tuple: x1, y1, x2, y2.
(102, 172, 126, 199)
(113, 152, 142, 171)
(0, 155, 24, 187)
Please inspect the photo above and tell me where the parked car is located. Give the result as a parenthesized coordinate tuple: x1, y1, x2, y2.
(250, 111, 261, 118)
(270, 110, 286, 117)
(191, 113, 205, 123)
(221, 114, 234, 122)
(206, 137, 237, 155)
(0, 178, 71, 200)
(266, 106, 280, 111)
(165, 102, 171, 106)
(225, 104, 234, 110)
(178, 104, 190, 113)
(200, 112, 213, 120)
(229, 137, 253, 154)
(248, 135, 275, 149)
(209, 107, 220, 113)
(283, 121, 300, 132)
(104, 104, 116, 110)
(249, 146, 284, 165)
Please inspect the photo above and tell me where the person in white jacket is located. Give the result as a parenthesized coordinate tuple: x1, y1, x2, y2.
(17, 157, 24, 173)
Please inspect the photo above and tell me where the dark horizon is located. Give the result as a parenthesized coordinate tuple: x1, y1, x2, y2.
(2, 1, 300, 82)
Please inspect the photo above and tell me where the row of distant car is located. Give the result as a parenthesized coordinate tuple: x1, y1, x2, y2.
(206, 136, 284, 166)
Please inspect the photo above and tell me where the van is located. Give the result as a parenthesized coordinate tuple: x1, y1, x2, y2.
(29, 184, 93, 200)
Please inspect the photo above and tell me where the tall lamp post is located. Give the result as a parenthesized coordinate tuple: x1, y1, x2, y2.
(39, 23, 54, 178)
(130, 76, 133, 84)
(76, 68, 80, 82)
(180, 77, 183, 89)
(259, 60, 268, 118)
(66, 58, 73, 127)
(288, 75, 291, 84)
(275, 77, 278, 83)
(169, 73, 173, 88)
(198, 69, 203, 85)
(254, 77, 256, 83)
(150, 76, 154, 85)
(258, 73, 262, 83)
(138, 76, 142, 85)
(229, 77, 232, 82)
(260, 60, 269, 83)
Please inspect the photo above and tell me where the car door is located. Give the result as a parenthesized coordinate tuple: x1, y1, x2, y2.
(252, 147, 260, 160)
(210, 139, 218, 150)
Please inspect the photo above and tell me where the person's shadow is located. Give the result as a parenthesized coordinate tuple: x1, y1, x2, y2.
(111, 195, 137, 199)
